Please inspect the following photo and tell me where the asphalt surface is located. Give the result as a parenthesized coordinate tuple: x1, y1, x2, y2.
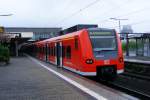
(0, 57, 94, 100)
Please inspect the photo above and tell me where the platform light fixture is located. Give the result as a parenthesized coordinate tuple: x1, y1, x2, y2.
(110, 17, 128, 33)
(0, 14, 13, 16)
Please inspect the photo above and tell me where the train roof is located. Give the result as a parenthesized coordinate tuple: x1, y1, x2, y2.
(88, 28, 115, 31)
(35, 27, 116, 45)
(36, 29, 86, 44)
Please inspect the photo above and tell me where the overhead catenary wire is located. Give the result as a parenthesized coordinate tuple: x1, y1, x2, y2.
(99, 6, 150, 24)
(54, 0, 101, 26)
(92, 0, 132, 23)
(54, 0, 150, 32)
(107, 19, 150, 29)
(94, 0, 149, 24)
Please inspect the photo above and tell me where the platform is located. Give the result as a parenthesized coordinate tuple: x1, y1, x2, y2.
(0, 56, 138, 100)
(124, 56, 150, 65)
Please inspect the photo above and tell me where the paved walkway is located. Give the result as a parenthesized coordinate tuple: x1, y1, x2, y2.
(0, 57, 93, 100)
(124, 56, 150, 64)
(125, 56, 150, 61)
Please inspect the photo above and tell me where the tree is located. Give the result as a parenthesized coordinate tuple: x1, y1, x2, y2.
(120, 25, 133, 39)
(121, 25, 133, 33)
(0, 27, 11, 44)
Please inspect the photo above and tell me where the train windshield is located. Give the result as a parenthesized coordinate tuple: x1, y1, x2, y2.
(89, 30, 117, 51)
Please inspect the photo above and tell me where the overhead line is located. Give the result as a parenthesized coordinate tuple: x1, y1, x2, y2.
(113, 7, 150, 19)
(97, 5, 150, 26)
(55, 0, 101, 26)
(93, 0, 132, 22)
(108, 19, 150, 29)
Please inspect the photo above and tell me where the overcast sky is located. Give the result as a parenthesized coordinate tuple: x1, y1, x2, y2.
(0, 0, 150, 32)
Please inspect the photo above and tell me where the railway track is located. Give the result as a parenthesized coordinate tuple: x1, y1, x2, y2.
(89, 75, 150, 99)
(122, 72, 150, 81)
(107, 81, 150, 100)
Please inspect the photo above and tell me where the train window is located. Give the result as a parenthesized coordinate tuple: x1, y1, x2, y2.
(52, 47, 54, 56)
(39, 47, 40, 53)
(40, 47, 42, 53)
(54, 46, 56, 56)
(50, 47, 52, 56)
(41, 47, 42, 53)
(41, 47, 43, 53)
(49, 47, 51, 55)
(41, 47, 44, 53)
(66, 46, 71, 59)
(52, 46, 55, 56)
(62, 46, 65, 58)
(36, 46, 38, 53)
(42, 47, 44, 53)
(43, 47, 45, 53)
(75, 38, 78, 49)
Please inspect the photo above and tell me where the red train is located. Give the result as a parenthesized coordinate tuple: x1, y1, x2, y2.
(25, 26, 124, 80)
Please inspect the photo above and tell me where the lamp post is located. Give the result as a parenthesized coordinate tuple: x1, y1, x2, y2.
(110, 17, 128, 33)
(0, 14, 13, 16)
(110, 17, 129, 56)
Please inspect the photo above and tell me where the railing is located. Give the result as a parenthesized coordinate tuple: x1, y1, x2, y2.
(119, 33, 150, 57)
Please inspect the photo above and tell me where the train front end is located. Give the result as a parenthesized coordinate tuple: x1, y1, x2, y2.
(87, 28, 124, 79)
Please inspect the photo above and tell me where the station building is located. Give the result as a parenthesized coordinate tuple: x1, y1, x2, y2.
(4, 27, 61, 56)
(5, 27, 61, 40)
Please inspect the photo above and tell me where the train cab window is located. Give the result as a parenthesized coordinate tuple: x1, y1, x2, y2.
(75, 38, 78, 50)
(66, 46, 71, 59)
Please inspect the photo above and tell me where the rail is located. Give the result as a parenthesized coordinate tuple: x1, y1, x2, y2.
(122, 72, 150, 81)
(107, 81, 150, 99)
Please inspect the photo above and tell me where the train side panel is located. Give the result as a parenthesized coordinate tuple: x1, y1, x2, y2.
(62, 34, 83, 74)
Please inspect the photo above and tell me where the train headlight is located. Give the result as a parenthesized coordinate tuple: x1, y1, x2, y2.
(86, 59, 94, 64)
(119, 57, 123, 63)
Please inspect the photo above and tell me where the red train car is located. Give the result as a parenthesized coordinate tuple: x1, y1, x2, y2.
(27, 27, 124, 80)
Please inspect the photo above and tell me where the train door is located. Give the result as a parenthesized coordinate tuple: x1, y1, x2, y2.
(56, 42, 63, 67)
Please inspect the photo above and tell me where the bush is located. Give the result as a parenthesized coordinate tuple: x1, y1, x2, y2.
(122, 40, 140, 52)
(0, 45, 10, 64)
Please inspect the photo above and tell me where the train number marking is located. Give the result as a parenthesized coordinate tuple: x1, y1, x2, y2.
(104, 60, 110, 65)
